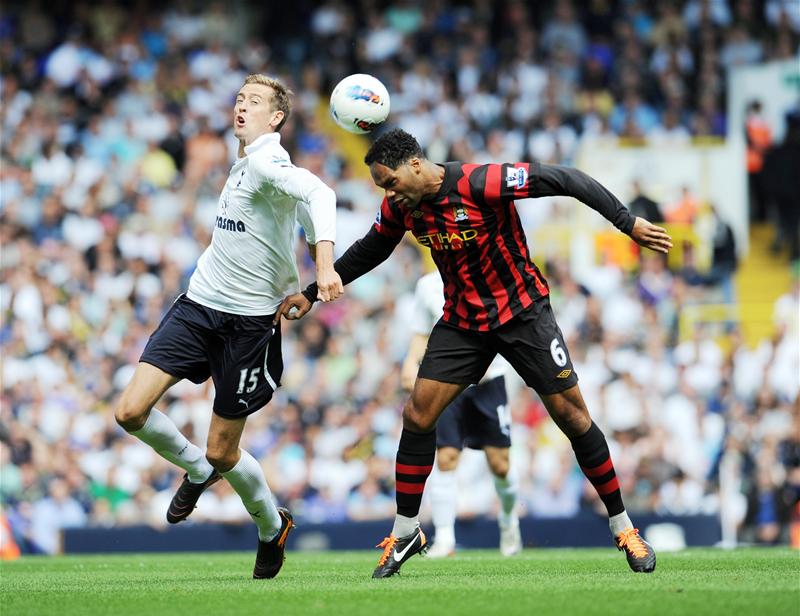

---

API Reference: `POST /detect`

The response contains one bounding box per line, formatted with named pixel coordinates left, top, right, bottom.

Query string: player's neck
left=238, top=129, right=277, bottom=157
left=420, top=160, right=445, bottom=200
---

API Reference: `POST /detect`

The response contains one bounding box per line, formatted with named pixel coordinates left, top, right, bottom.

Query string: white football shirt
left=187, top=132, right=336, bottom=315
left=410, top=271, right=508, bottom=379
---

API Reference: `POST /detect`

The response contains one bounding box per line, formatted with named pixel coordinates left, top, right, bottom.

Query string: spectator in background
left=763, top=110, right=800, bottom=262
left=664, top=185, right=699, bottom=224
left=29, top=478, right=87, bottom=554
left=745, top=100, right=773, bottom=221
left=627, top=180, right=663, bottom=222
left=706, top=205, right=738, bottom=302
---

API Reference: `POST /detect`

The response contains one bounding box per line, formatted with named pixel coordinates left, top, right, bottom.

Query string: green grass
left=2, top=548, right=798, bottom=616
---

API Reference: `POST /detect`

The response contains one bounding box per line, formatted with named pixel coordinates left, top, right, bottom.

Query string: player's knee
left=402, top=398, right=435, bottom=433
left=205, top=449, right=237, bottom=473
left=547, top=394, right=591, bottom=437
left=489, top=457, right=510, bottom=478
left=437, top=449, right=459, bottom=471
left=114, top=396, right=148, bottom=432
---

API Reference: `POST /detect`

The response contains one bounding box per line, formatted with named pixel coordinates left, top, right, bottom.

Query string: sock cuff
left=130, top=407, right=166, bottom=436
left=569, top=421, right=604, bottom=452
left=494, top=469, right=515, bottom=489
left=221, top=448, right=254, bottom=478
left=399, top=428, right=437, bottom=456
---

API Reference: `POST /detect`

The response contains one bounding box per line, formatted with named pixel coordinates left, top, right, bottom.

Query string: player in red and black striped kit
left=278, top=129, right=671, bottom=578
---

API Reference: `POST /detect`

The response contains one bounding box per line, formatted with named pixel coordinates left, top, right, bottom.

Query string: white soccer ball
left=329, top=74, right=390, bottom=134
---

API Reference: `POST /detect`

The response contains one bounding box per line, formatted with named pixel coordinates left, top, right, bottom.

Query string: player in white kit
left=401, top=272, right=522, bottom=557
left=114, top=74, right=343, bottom=579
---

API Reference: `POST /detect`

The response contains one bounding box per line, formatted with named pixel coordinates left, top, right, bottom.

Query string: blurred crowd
left=1, top=0, right=798, bottom=554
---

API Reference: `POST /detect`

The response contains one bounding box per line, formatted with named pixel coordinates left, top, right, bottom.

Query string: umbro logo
left=412, top=210, right=424, bottom=218
left=556, top=369, right=572, bottom=379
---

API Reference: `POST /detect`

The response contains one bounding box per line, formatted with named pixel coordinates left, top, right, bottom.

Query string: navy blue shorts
left=436, top=376, right=511, bottom=450
left=140, top=295, right=283, bottom=418
left=418, top=297, right=579, bottom=395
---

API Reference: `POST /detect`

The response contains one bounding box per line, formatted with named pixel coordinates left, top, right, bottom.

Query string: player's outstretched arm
left=531, top=163, right=636, bottom=234
left=300, top=226, right=401, bottom=307
left=630, top=217, right=672, bottom=254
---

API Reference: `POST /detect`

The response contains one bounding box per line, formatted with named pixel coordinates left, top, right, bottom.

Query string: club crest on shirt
left=221, top=189, right=230, bottom=215
left=453, top=205, right=469, bottom=222
left=506, top=166, right=527, bottom=189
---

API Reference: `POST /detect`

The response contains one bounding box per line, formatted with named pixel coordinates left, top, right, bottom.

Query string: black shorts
left=436, top=375, right=511, bottom=450
left=418, top=297, right=578, bottom=395
left=140, top=295, right=283, bottom=418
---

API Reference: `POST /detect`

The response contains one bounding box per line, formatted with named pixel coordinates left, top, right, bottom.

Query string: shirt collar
left=243, top=132, right=280, bottom=156
left=431, top=162, right=461, bottom=202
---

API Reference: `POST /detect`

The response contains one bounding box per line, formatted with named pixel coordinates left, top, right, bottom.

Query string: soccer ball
left=329, top=74, right=390, bottom=134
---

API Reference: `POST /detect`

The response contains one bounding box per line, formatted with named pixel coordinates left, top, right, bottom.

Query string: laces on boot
left=376, top=536, right=397, bottom=566
left=616, top=528, right=649, bottom=558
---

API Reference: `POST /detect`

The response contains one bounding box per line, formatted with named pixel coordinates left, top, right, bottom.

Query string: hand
left=274, top=293, right=313, bottom=324
left=630, top=217, right=673, bottom=254
left=316, top=267, right=344, bottom=302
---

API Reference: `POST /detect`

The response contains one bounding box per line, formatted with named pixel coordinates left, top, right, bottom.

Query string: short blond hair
left=242, top=74, right=292, bottom=131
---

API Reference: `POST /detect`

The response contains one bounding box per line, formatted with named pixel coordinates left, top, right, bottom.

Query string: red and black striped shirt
left=303, top=161, right=635, bottom=332
left=372, top=161, right=634, bottom=331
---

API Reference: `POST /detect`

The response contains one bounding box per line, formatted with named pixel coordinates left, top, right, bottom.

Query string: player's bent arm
left=292, top=181, right=340, bottom=301
left=401, top=333, right=428, bottom=391
left=301, top=227, right=401, bottom=304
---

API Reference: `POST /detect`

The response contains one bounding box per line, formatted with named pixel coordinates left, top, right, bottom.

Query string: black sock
left=395, top=428, right=436, bottom=518
left=570, top=421, right=625, bottom=517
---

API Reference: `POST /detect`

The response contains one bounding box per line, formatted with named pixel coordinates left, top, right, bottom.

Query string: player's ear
left=270, top=110, right=285, bottom=129
left=409, top=158, right=421, bottom=173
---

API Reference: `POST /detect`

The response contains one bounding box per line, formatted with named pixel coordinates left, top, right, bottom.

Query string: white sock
left=222, top=449, right=282, bottom=542
left=494, top=468, right=518, bottom=527
left=609, top=511, right=633, bottom=536
left=392, top=514, right=419, bottom=538
left=431, top=470, right=457, bottom=545
left=130, top=408, right=214, bottom=483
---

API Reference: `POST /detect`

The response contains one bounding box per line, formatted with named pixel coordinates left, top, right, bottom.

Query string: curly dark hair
left=364, top=128, right=423, bottom=169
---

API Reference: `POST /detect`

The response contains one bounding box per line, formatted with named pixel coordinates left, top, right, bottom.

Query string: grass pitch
left=2, top=548, right=797, bottom=616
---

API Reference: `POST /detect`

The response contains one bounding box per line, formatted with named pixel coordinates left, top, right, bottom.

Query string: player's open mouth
left=236, top=115, right=245, bottom=126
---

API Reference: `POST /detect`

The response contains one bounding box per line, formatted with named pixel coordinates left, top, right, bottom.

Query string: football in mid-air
left=329, top=74, right=390, bottom=134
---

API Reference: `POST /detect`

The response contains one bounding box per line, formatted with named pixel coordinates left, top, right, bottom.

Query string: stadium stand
left=1, top=0, right=797, bottom=554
